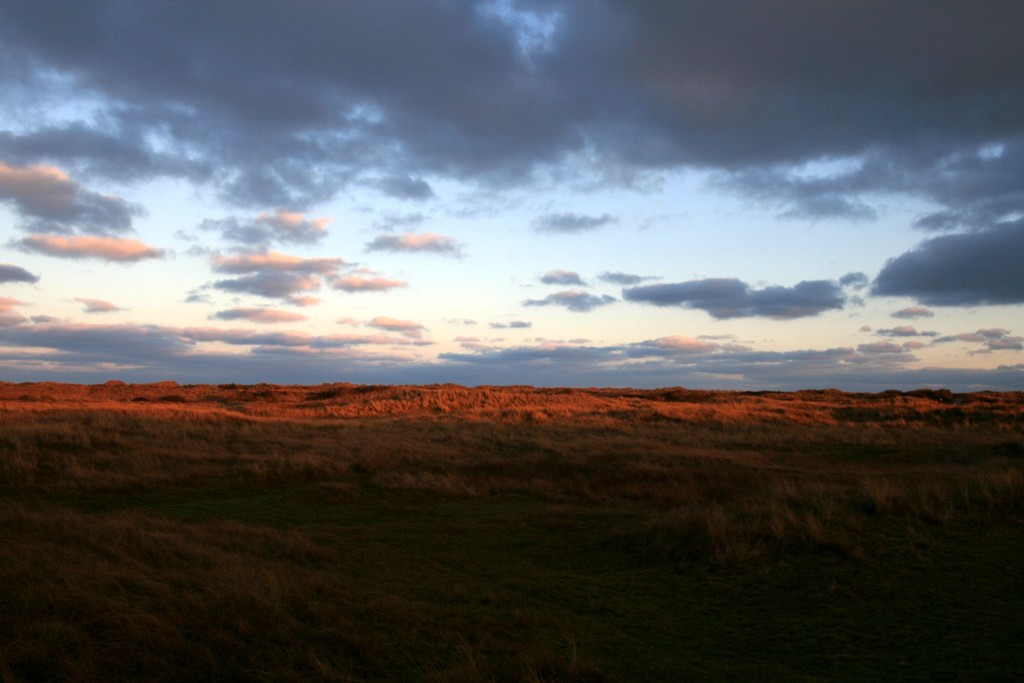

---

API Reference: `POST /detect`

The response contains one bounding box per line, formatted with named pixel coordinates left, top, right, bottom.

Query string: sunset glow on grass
left=1, top=382, right=1022, bottom=680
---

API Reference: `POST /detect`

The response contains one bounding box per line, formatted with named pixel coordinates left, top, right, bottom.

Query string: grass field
left=1, top=382, right=1022, bottom=681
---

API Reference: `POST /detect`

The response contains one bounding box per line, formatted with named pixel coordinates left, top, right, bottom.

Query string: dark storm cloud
left=533, top=213, right=617, bottom=234
left=0, top=0, right=1022, bottom=357
left=901, top=141, right=1024, bottom=232
left=0, top=263, right=39, bottom=284
left=523, top=290, right=616, bottom=312
left=0, top=162, right=142, bottom=235
left=0, top=123, right=208, bottom=183
left=561, top=3, right=1022, bottom=166
left=0, top=1, right=562, bottom=206
left=872, top=221, right=1024, bottom=305
left=623, top=278, right=846, bottom=320
left=1, top=1, right=1022, bottom=220
left=540, top=269, right=586, bottom=286
left=719, top=168, right=879, bottom=221
left=721, top=141, right=1024, bottom=234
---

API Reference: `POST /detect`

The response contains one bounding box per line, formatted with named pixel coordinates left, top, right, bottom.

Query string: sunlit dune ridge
left=2, top=380, right=1022, bottom=681
left=2, top=381, right=1022, bottom=424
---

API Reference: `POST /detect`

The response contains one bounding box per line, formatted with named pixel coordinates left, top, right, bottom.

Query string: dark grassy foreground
left=1, top=384, right=1023, bottom=681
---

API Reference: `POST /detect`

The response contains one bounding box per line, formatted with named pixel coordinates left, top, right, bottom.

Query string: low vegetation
left=1, top=382, right=1022, bottom=681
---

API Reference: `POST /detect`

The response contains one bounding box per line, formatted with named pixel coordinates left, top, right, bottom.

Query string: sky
left=1, top=1, right=1022, bottom=391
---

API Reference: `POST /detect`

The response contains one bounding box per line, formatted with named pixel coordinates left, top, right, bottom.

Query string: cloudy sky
left=1, top=1, right=1022, bottom=390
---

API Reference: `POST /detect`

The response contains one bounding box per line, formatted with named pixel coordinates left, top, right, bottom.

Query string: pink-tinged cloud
left=0, top=163, right=139, bottom=234
left=630, top=335, right=751, bottom=356
left=642, top=336, right=724, bottom=354
left=180, top=326, right=419, bottom=349
left=289, top=295, right=323, bottom=307
left=935, top=328, right=1023, bottom=352
left=265, top=210, right=330, bottom=236
left=455, top=337, right=493, bottom=350
left=211, top=307, right=308, bottom=324
left=540, top=269, right=587, bottom=286
left=857, top=341, right=905, bottom=354
left=0, top=297, right=29, bottom=324
left=875, top=325, right=938, bottom=338
left=18, top=235, right=163, bottom=262
left=211, top=250, right=345, bottom=274
left=935, top=329, right=1008, bottom=344
left=337, top=317, right=360, bottom=326
left=365, top=232, right=463, bottom=257
left=185, top=327, right=313, bottom=347
left=73, top=298, right=123, bottom=314
left=950, top=333, right=988, bottom=343
left=332, top=275, right=407, bottom=292
left=200, top=210, right=332, bottom=246
left=367, top=316, right=425, bottom=337
left=319, top=333, right=419, bottom=346
left=0, top=297, right=28, bottom=312
left=988, top=337, right=1024, bottom=351
left=891, top=306, right=934, bottom=319
left=660, top=335, right=722, bottom=350
left=0, top=162, right=69, bottom=192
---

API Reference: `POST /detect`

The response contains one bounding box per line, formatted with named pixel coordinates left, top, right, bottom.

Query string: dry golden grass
left=1, top=382, right=1022, bottom=680
left=3, top=381, right=1020, bottom=425
left=2, top=382, right=1020, bottom=573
